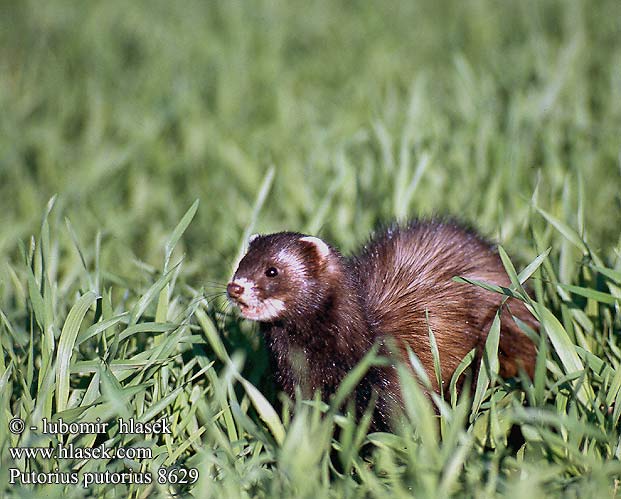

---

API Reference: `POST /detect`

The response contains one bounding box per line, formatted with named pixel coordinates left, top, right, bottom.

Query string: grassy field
left=1, top=0, right=621, bottom=497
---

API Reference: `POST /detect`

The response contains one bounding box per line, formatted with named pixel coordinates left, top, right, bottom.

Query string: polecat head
left=227, top=232, right=338, bottom=322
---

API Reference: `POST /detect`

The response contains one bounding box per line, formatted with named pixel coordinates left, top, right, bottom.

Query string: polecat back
left=353, top=220, right=537, bottom=390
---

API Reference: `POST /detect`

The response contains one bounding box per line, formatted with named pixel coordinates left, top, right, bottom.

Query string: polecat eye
left=265, top=267, right=278, bottom=277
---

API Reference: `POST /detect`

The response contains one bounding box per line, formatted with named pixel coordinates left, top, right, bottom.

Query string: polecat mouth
left=232, top=297, right=248, bottom=308
left=231, top=298, right=252, bottom=316
left=236, top=303, right=261, bottom=320
left=234, top=297, right=287, bottom=322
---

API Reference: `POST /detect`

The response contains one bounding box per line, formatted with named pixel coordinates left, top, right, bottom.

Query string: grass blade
left=535, top=206, right=588, bottom=254
left=56, top=290, right=98, bottom=413
left=164, top=199, right=199, bottom=272
left=560, top=284, right=620, bottom=305
left=471, top=312, right=501, bottom=419
left=518, top=248, right=551, bottom=284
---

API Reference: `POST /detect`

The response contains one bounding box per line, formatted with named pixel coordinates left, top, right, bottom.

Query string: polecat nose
left=227, top=282, right=244, bottom=299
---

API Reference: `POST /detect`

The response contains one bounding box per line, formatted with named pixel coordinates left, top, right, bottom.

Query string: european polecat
left=226, top=220, right=537, bottom=429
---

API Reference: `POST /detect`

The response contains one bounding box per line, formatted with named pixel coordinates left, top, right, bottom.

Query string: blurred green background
left=1, top=1, right=621, bottom=497
left=1, top=0, right=619, bottom=284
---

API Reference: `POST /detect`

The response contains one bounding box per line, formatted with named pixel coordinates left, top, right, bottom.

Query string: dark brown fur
left=228, top=220, right=537, bottom=429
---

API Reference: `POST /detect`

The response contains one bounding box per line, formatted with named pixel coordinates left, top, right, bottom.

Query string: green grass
left=1, top=0, right=621, bottom=497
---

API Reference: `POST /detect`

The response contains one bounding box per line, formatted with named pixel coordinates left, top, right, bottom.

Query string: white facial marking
left=235, top=277, right=255, bottom=289
left=277, top=247, right=304, bottom=274
left=243, top=298, right=286, bottom=321
left=229, top=277, right=286, bottom=321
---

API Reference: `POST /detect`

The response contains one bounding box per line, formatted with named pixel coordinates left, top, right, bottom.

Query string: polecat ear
left=248, top=233, right=260, bottom=245
left=299, top=236, right=331, bottom=261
